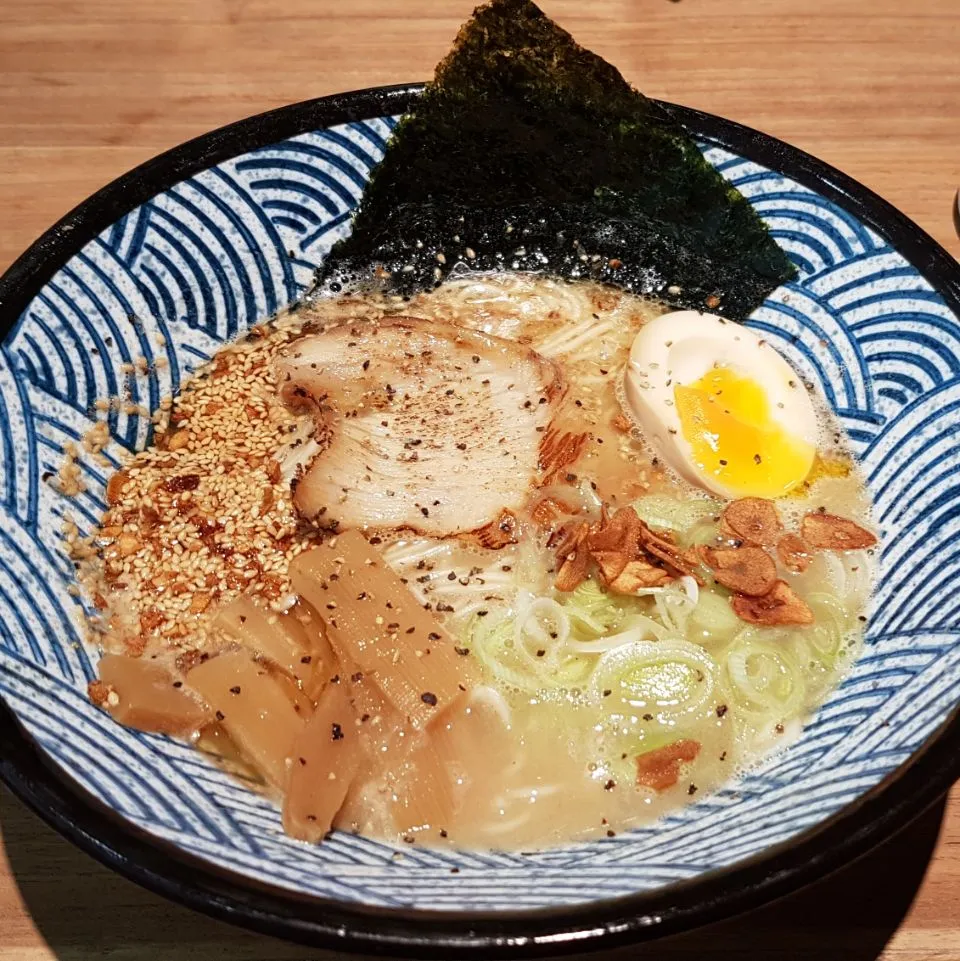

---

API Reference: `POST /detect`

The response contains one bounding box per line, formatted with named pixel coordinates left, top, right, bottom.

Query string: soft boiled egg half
left=624, top=311, right=818, bottom=499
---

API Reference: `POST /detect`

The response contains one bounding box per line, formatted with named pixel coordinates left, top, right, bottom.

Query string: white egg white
left=623, top=310, right=819, bottom=497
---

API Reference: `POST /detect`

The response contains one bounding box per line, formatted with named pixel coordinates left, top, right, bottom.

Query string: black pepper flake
left=602, top=689, right=612, bottom=697
left=642, top=713, right=654, bottom=721
left=362, top=359, right=370, bottom=371
left=720, top=751, right=727, bottom=761
left=536, top=649, right=546, bottom=657
left=454, top=646, right=471, bottom=656
left=406, top=626, right=416, bottom=634
left=456, top=442, right=467, bottom=450
left=306, top=815, right=317, bottom=822
left=215, top=711, right=225, bottom=721
left=403, top=835, right=415, bottom=844
left=351, top=671, right=364, bottom=683
left=300, top=655, right=312, bottom=664
left=439, top=829, right=448, bottom=838
left=331, top=722, right=344, bottom=741
left=330, top=674, right=340, bottom=684
left=428, top=631, right=441, bottom=640
left=447, top=572, right=457, bottom=581
left=688, top=784, right=698, bottom=796
left=716, top=704, right=728, bottom=717
left=604, top=780, right=616, bottom=791
left=299, top=757, right=307, bottom=766
left=229, top=686, right=241, bottom=695
left=753, top=453, right=762, bottom=464
left=420, top=507, right=430, bottom=517
left=421, top=691, right=438, bottom=706
left=775, top=723, right=785, bottom=734
left=606, top=829, right=616, bottom=838
left=719, top=459, right=728, bottom=466
left=451, top=867, right=460, bottom=874
left=172, top=681, right=183, bottom=689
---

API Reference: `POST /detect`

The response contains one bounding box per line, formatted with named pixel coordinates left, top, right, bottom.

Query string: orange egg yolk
left=673, top=367, right=815, bottom=497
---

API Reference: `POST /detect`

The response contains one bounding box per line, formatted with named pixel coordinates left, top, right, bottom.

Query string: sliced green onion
left=724, top=629, right=804, bottom=719
left=794, top=592, right=860, bottom=701
left=652, top=579, right=698, bottom=633
left=688, top=590, right=742, bottom=646
left=470, top=612, right=594, bottom=694
left=562, top=578, right=626, bottom=635
left=592, top=640, right=718, bottom=719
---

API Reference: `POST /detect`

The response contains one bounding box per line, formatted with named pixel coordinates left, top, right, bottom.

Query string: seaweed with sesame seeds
left=317, top=0, right=795, bottom=318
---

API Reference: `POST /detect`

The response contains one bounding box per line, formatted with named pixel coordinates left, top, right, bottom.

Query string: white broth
left=76, top=274, right=876, bottom=850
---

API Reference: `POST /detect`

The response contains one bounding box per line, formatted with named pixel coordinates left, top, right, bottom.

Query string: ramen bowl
left=0, top=86, right=958, bottom=957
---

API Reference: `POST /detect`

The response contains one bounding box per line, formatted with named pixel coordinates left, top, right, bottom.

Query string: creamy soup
left=76, top=274, right=876, bottom=850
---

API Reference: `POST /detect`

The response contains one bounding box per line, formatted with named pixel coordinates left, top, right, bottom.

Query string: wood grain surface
left=0, top=0, right=958, bottom=958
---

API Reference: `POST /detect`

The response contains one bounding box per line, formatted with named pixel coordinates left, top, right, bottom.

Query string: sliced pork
left=277, top=316, right=571, bottom=537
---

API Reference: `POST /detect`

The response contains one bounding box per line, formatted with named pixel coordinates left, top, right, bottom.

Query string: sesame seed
left=75, top=318, right=311, bottom=650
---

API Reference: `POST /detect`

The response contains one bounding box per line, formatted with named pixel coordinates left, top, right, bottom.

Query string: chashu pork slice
left=277, top=316, right=567, bottom=536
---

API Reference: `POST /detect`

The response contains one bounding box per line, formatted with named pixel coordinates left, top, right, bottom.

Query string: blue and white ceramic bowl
left=0, top=86, right=958, bottom=956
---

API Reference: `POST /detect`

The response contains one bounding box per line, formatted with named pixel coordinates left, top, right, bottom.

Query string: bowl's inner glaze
left=1, top=114, right=958, bottom=910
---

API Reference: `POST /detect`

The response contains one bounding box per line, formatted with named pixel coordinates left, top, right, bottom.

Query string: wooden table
left=0, top=0, right=957, bottom=957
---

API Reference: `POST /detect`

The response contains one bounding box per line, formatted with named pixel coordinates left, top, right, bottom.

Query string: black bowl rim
left=0, top=83, right=958, bottom=958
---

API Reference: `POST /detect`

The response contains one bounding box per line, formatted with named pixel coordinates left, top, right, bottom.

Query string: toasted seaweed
left=318, top=0, right=796, bottom=318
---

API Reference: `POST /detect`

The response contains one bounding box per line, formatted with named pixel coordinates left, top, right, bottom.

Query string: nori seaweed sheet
left=318, top=0, right=796, bottom=318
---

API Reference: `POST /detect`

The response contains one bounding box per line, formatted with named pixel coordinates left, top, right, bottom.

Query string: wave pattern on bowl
left=0, top=119, right=958, bottom=910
